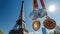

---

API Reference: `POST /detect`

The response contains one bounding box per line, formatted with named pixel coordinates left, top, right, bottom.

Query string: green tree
left=49, top=32, right=54, bottom=34
left=54, top=25, right=60, bottom=34
left=0, top=29, right=4, bottom=34
left=49, top=25, right=60, bottom=34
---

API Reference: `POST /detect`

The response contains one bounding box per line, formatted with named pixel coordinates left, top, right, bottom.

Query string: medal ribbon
left=33, top=0, right=38, bottom=9
left=40, top=0, right=48, bottom=16
left=40, top=0, right=46, bottom=9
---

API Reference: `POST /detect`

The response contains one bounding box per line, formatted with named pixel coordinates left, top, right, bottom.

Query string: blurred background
left=0, top=0, right=60, bottom=34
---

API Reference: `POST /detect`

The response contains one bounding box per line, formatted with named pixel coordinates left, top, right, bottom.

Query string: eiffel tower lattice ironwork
left=9, top=0, right=28, bottom=34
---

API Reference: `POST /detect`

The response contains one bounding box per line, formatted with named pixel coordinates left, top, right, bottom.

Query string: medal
left=32, top=19, right=40, bottom=31
left=41, top=0, right=56, bottom=29
left=43, top=16, right=56, bottom=29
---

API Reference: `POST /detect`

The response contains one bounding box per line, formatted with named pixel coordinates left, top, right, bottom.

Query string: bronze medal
left=32, top=20, right=40, bottom=31
left=43, top=16, right=56, bottom=29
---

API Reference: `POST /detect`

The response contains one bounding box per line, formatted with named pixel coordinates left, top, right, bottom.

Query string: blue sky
left=0, top=0, right=60, bottom=34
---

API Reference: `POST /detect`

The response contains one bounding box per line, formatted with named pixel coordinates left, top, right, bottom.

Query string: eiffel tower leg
left=17, top=27, right=23, bottom=34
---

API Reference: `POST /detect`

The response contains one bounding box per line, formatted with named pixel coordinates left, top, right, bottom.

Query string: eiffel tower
left=9, top=0, right=28, bottom=34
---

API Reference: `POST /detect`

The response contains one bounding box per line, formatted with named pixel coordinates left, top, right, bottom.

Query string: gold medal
left=43, top=16, right=56, bottom=29
left=32, top=20, right=40, bottom=31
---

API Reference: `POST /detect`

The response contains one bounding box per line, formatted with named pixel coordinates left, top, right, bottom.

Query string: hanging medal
left=32, top=19, right=40, bottom=31
left=43, top=16, right=56, bottom=29
left=39, top=0, right=47, bottom=18
left=30, top=0, right=39, bottom=20
left=40, top=0, right=56, bottom=29
left=30, top=0, right=41, bottom=31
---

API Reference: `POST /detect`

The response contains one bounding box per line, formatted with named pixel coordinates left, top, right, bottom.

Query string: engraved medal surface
left=43, top=16, right=56, bottom=29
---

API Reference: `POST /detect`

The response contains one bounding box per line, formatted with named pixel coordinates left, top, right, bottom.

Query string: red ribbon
left=33, top=0, right=38, bottom=9
left=40, top=0, right=46, bottom=9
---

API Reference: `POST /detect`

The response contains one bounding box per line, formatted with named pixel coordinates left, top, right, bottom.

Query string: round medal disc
left=32, top=20, right=40, bottom=31
left=43, top=16, right=56, bottom=29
